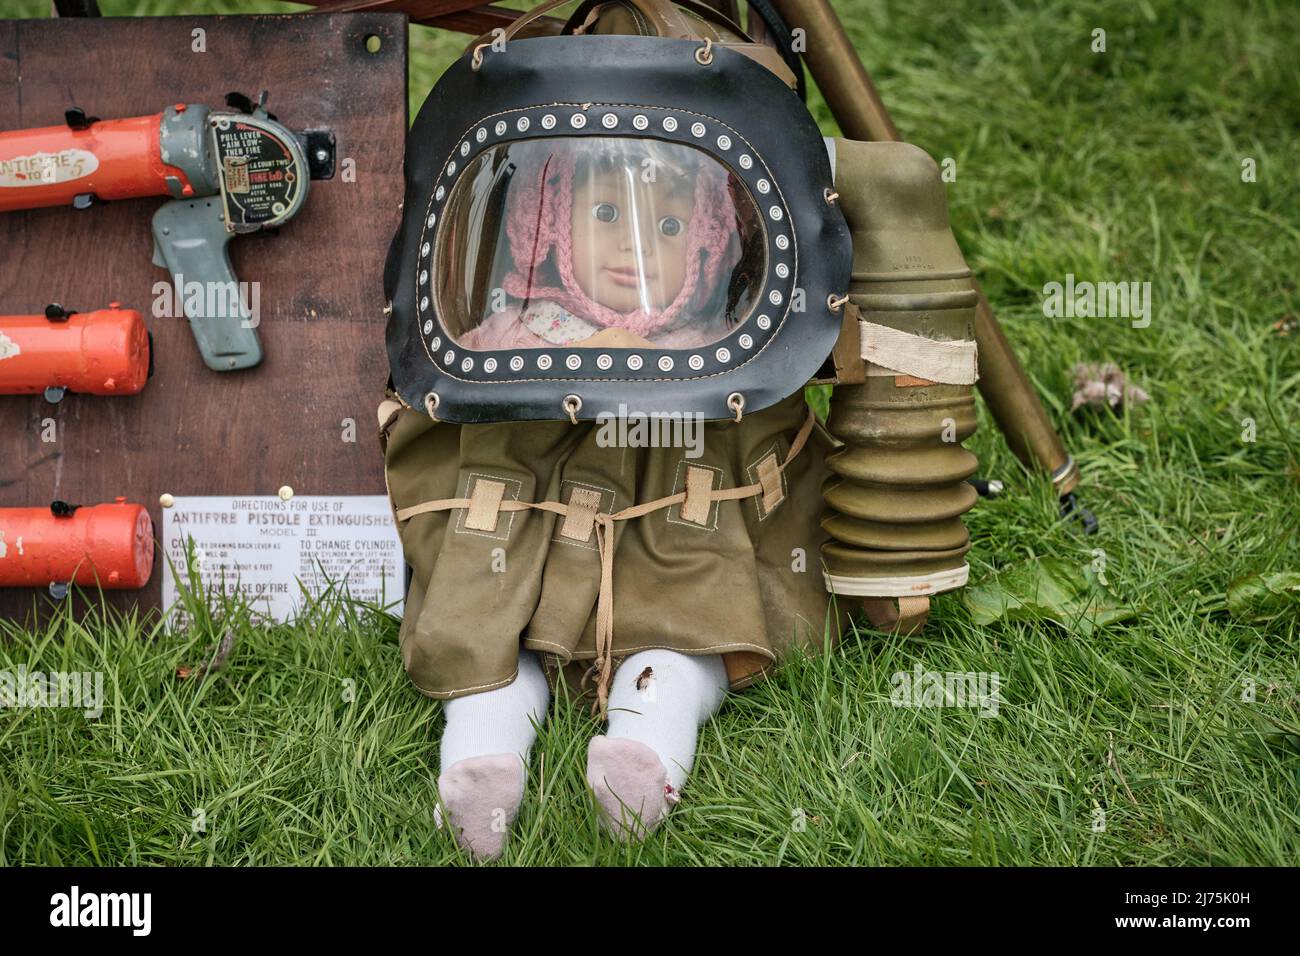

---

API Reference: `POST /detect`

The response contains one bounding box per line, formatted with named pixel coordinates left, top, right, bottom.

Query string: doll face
left=570, top=164, right=695, bottom=316
left=432, top=138, right=765, bottom=351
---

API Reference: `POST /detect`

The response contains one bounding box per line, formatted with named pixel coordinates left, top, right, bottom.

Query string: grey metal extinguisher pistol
left=149, top=92, right=331, bottom=371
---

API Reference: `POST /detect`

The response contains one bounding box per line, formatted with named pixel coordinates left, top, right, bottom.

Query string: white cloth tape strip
left=823, top=564, right=970, bottom=597
left=859, top=319, right=979, bottom=385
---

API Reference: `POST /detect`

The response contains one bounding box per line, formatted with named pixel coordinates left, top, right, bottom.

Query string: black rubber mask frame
left=386, top=34, right=851, bottom=423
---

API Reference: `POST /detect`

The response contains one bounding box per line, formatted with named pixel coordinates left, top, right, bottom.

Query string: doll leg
left=435, top=647, right=550, bottom=862
left=586, top=648, right=729, bottom=842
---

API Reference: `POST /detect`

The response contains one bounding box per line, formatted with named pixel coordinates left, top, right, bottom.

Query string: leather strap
left=564, top=0, right=749, bottom=40
left=490, top=0, right=751, bottom=49
left=493, top=0, right=580, bottom=45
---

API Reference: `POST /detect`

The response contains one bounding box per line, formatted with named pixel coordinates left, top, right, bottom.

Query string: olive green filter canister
left=820, top=138, right=980, bottom=598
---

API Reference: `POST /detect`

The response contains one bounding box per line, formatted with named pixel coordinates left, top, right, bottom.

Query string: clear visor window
left=435, top=137, right=766, bottom=352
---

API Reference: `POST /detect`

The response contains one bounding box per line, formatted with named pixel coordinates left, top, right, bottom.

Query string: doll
left=425, top=137, right=780, bottom=859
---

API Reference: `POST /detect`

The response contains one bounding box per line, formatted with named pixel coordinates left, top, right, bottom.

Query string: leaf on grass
left=175, top=629, right=237, bottom=681
left=1226, top=571, right=1300, bottom=623
left=963, top=557, right=1136, bottom=636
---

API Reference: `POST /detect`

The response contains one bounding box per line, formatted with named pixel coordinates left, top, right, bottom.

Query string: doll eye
left=658, top=216, right=683, bottom=237
left=592, top=202, right=619, bottom=223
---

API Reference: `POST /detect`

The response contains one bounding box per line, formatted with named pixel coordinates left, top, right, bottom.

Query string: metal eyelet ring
left=827, top=293, right=850, bottom=313
left=824, top=188, right=840, bottom=204
left=727, top=392, right=745, bottom=423
left=563, top=394, right=582, bottom=425
left=470, top=43, right=490, bottom=71
left=695, top=38, right=713, bottom=65
left=424, top=391, right=440, bottom=418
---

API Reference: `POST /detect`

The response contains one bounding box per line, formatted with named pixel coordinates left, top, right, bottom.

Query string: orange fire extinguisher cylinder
left=0, top=500, right=154, bottom=589
left=0, top=306, right=150, bottom=396
left=0, top=113, right=188, bottom=212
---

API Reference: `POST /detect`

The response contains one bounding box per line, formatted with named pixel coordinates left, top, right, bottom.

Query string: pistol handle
left=151, top=197, right=263, bottom=372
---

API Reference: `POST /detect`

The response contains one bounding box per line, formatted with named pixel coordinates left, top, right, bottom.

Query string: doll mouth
left=603, top=266, right=653, bottom=287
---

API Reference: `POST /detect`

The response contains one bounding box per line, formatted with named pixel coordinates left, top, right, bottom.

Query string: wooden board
left=0, top=12, right=408, bottom=625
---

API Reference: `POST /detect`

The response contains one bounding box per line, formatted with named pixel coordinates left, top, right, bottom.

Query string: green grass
left=2, top=0, right=1298, bottom=865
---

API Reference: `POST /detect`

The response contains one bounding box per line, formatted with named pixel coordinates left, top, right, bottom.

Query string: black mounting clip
left=300, top=130, right=337, bottom=181
left=225, top=90, right=334, bottom=180
left=44, top=305, right=75, bottom=400
left=225, top=90, right=255, bottom=114
left=225, top=89, right=275, bottom=122
left=64, top=106, right=100, bottom=130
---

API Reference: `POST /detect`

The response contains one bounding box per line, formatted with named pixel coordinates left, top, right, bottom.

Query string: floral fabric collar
left=521, top=300, right=601, bottom=345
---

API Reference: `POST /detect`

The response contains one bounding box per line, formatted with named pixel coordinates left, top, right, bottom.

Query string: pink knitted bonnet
left=500, top=140, right=740, bottom=338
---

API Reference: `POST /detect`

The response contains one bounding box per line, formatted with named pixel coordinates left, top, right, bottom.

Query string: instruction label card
left=161, top=495, right=404, bottom=621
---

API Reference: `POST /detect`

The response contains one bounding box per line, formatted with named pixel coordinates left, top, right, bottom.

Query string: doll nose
left=619, top=224, right=656, bottom=256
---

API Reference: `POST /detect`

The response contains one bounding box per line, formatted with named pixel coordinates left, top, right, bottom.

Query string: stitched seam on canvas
left=410, top=669, right=519, bottom=697
left=529, top=639, right=773, bottom=659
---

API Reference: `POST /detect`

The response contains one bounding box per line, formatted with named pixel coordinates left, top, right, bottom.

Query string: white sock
left=439, top=647, right=551, bottom=772
left=604, top=649, right=729, bottom=791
